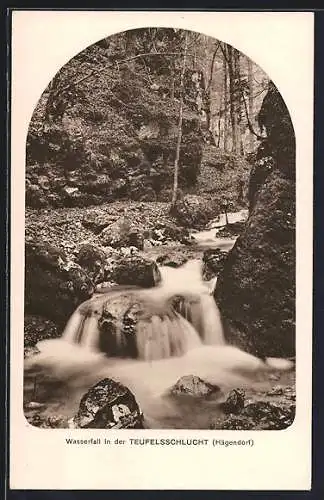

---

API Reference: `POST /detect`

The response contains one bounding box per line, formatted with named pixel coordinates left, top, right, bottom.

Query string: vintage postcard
left=9, top=10, right=313, bottom=490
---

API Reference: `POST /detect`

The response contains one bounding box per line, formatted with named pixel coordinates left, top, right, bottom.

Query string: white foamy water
left=191, top=230, right=236, bottom=251
left=60, top=258, right=225, bottom=359
left=24, top=252, right=293, bottom=428
left=24, top=339, right=274, bottom=427
left=206, top=209, right=249, bottom=229
left=158, top=259, right=208, bottom=294
left=159, top=260, right=224, bottom=345
left=191, top=209, right=248, bottom=249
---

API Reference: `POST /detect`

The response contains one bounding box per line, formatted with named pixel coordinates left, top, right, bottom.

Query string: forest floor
left=26, top=201, right=198, bottom=258
left=24, top=201, right=295, bottom=430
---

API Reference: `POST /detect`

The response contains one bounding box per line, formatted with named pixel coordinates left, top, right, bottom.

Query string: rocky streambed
left=24, top=201, right=295, bottom=430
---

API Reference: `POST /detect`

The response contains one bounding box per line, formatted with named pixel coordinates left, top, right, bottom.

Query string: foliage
left=26, top=28, right=272, bottom=209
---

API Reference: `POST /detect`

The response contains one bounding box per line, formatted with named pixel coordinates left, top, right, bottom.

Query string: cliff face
left=215, top=83, right=296, bottom=358
left=26, top=41, right=204, bottom=209
left=25, top=31, right=256, bottom=212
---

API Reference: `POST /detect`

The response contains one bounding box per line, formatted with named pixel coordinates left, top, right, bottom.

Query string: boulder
left=104, top=254, right=161, bottom=289
left=78, top=245, right=162, bottom=290
left=215, top=84, right=295, bottom=359
left=216, top=220, right=246, bottom=239
left=24, top=412, right=69, bottom=429
left=70, top=378, right=144, bottom=429
left=170, top=375, right=221, bottom=398
left=220, top=388, right=245, bottom=415
left=76, top=243, right=107, bottom=284
left=267, top=385, right=284, bottom=396
left=100, top=217, right=144, bottom=250
left=211, top=386, right=295, bottom=430
left=171, top=194, right=217, bottom=229
left=215, top=170, right=295, bottom=358
left=81, top=212, right=118, bottom=234
left=97, top=293, right=141, bottom=357
left=210, top=414, right=254, bottom=431
left=211, top=400, right=295, bottom=430
left=78, top=286, right=176, bottom=358
left=24, top=314, right=59, bottom=348
left=153, top=221, right=191, bottom=244
left=156, top=253, right=188, bottom=268
left=25, top=240, right=94, bottom=326
left=202, top=248, right=228, bottom=280
left=242, top=400, right=295, bottom=429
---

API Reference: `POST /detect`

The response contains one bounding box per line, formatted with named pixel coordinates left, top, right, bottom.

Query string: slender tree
left=223, top=45, right=229, bottom=152
left=171, top=32, right=188, bottom=209
left=204, top=42, right=220, bottom=144
left=228, top=46, right=241, bottom=155
left=247, top=58, right=255, bottom=151
left=233, top=49, right=244, bottom=155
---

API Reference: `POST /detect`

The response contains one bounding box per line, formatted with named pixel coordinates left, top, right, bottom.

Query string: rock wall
left=215, top=83, right=296, bottom=358
left=24, top=238, right=161, bottom=336
left=25, top=240, right=94, bottom=327
left=26, top=60, right=203, bottom=209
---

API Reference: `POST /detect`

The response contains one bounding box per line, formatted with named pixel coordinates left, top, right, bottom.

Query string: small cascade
left=59, top=258, right=225, bottom=360
left=80, top=313, right=101, bottom=351
left=135, top=312, right=202, bottom=361
left=63, top=309, right=86, bottom=344
left=159, top=259, right=225, bottom=346
left=24, top=210, right=294, bottom=429
left=199, top=294, right=224, bottom=345
left=24, top=256, right=294, bottom=429
left=62, top=293, right=110, bottom=346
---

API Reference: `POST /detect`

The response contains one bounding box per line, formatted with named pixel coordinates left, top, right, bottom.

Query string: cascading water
left=24, top=257, right=293, bottom=428
left=158, top=259, right=225, bottom=346
left=60, top=259, right=224, bottom=361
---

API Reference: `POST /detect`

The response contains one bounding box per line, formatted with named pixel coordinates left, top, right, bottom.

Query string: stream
left=23, top=210, right=294, bottom=429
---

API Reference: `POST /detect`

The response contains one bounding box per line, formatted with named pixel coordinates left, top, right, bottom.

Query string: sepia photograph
left=21, top=26, right=297, bottom=432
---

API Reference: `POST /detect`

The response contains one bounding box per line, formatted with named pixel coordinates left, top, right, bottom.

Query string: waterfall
left=59, top=258, right=225, bottom=361
left=24, top=257, right=294, bottom=428
left=200, top=294, right=224, bottom=345
left=158, top=259, right=225, bottom=346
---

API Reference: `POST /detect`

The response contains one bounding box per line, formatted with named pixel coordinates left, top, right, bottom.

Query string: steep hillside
left=27, top=36, right=203, bottom=208
left=25, top=29, right=261, bottom=212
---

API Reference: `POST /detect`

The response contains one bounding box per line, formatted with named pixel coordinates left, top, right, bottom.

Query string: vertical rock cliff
left=215, top=82, right=296, bottom=358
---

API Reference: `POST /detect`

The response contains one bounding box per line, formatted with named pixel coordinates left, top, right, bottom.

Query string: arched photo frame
left=9, top=10, right=313, bottom=491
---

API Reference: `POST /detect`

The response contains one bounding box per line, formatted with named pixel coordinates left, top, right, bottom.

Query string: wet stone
left=220, top=388, right=246, bottom=415
left=170, top=375, right=221, bottom=398
left=71, top=378, right=144, bottom=429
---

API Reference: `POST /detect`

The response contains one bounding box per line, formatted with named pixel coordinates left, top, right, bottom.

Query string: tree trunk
left=234, top=50, right=244, bottom=155
left=227, top=45, right=241, bottom=154
left=171, top=33, right=188, bottom=208
left=223, top=46, right=229, bottom=152
left=227, top=46, right=240, bottom=155
left=217, top=101, right=222, bottom=148
left=170, top=61, right=175, bottom=100
left=206, top=43, right=219, bottom=140
left=247, top=58, right=255, bottom=151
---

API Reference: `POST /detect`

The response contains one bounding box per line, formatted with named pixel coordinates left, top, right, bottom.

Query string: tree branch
left=171, top=34, right=188, bottom=208
left=51, top=51, right=196, bottom=95
left=206, top=41, right=221, bottom=92
left=240, top=88, right=266, bottom=139
left=219, top=42, right=229, bottom=65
